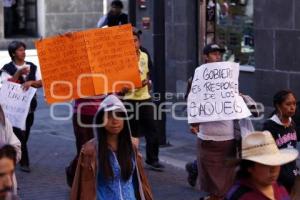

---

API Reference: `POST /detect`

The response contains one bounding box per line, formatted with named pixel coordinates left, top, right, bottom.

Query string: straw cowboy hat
left=242, top=131, right=298, bottom=166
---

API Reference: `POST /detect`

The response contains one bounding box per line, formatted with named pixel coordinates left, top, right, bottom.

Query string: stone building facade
left=0, top=0, right=104, bottom=49
left=252, top=0, right=300, bottom=107
left=136, top=0, right=300, bottom=110
left=1, top=0, right=299, bottom=109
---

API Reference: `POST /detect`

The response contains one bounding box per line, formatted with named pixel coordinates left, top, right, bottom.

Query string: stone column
left=0, top=0, right=3, bottom=38
left=44, top=0, right=103, bottom=36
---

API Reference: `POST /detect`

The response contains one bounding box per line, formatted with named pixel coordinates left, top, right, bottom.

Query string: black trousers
left=72, top=113, right=95, bottom=155
left=124, top=99, right=160, bottom=163
left=14, top=112, right=34, bottom=167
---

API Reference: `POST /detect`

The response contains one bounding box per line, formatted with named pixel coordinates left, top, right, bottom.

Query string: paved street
left=16, top=127, right=200, bottom=200
left=15, top=90, right=201, bottom=200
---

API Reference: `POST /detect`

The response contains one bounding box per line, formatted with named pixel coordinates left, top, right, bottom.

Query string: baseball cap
left=99, top=95, right=126, bottom=113
left=203, top=43, right=225, bottom=55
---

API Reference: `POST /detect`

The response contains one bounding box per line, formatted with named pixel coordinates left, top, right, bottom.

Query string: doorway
left=4, top=0, right=38, bottom=38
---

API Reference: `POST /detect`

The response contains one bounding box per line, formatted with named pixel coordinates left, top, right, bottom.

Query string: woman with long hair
left=263, top=90, right=298, bottom=193
left=71, top=95, right=152, bottom=200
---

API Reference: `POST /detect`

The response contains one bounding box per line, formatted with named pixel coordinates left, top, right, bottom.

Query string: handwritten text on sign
left=187, top=62, right=251, bottom=123
left=35, top=24, right=141, bottom=104
left=0, top=81, right=37, bottom=130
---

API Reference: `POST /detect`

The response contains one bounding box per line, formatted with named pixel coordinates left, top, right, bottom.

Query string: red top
left=226, top=180, right=290, bottom=200
left=73, top=95, right=106, bottom=116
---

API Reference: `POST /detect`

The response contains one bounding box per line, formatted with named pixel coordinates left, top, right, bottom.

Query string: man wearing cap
left=185, top=43, right=226, bottom=188
left=225, top=131, right=298, bottom=199
left=202, top=43, right=225, bottom=61
left=185, top=44, right=225, bottom=99
left=186, top=43, right=236, bottom=200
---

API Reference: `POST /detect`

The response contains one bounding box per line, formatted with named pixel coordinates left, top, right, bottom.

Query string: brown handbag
left=136, top=151, right=154, bottom=200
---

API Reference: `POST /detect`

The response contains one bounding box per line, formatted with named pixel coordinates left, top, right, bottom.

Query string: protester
left=122, top=29, right=164, bottom=170
left=71, top=95, right=152, bottom=200
left=133, top=27, right=154, bottom=83
left=1, top=41, right=42, bottom=173
left=185, top=44, right=226, bottom=188
left=188, top=43, right=239, bottom=200
left=0, top=144, right=19, bottom=200
left=225, top=131, right=298, bottom=200
left=0, top=105, right=21, bottom=165
left=263, top=90, right=299, bottom=193
left=186, top=44, right=234, bottom=196
left=97, top=0, right=128, bottom=27
left=0, top=105, right=21, bottom=195
left=65, top=95, right=106, bottom=187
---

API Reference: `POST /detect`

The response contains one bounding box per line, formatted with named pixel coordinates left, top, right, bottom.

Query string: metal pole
left=153, top=0, right=167, bottom=146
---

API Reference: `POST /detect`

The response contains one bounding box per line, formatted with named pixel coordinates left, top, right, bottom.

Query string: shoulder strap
left=2, top=62, right=17, bottom=76
left=25, top=61, right=37, bottom=81
left=225, top=185, right=252, bottom=200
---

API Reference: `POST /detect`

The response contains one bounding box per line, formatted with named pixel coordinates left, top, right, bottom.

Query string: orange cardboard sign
left=35, top=24, right=141, bottom=104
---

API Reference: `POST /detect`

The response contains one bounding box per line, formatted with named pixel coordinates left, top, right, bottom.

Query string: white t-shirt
left=1, top=62, right=42, bottom=86
left=197, top=120, right=234, bottom=141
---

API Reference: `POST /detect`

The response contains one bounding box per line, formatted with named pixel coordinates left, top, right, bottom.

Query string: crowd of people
left=184, top=43, right=300, bottom=200
left=0, top=0, right=298, bottom=200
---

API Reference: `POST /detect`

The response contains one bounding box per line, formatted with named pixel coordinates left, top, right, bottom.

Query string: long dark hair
left=235, top=160, right=255, bottom=180
left=271, top=89, right=296, bottom=116
left=95, top=109, right=133, bottom=181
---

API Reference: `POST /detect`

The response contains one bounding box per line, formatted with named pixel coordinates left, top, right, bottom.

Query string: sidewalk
left=15, top=131, right=73, bottom=200
left=15, top=91, right=74, bottom=199
left=14, top=92, right=198, bottom=199
left=140, top=113, right=197, bottom=170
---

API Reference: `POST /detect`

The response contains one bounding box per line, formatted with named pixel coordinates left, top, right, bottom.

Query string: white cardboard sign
left=0, top=81, right=37, bottom=130
left=187, top=61, right=251, bottom=123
